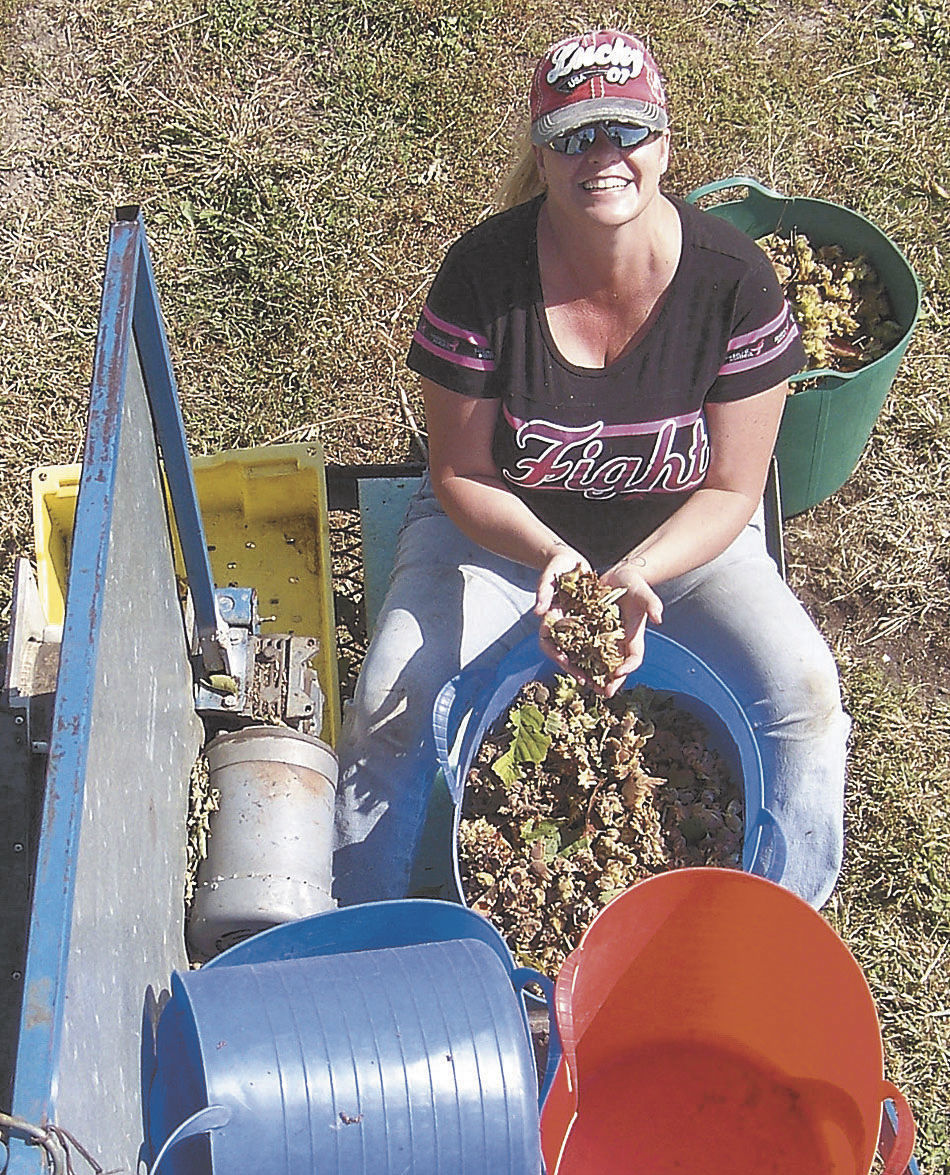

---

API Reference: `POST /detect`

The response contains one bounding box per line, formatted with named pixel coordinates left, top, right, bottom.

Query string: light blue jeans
left=332, top=475, right=849, bottom=909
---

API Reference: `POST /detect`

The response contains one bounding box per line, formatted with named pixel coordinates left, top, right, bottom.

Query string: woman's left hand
left=597, top=560, right=664, bottom=697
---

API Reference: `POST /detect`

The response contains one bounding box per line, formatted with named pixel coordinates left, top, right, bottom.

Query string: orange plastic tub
left=540, top=869, right=915, bottom=1175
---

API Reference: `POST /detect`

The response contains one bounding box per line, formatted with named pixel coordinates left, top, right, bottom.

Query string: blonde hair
left=493, top=125, right=546, bottom=212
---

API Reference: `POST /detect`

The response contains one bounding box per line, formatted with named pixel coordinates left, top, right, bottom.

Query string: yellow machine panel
left=32, top=442, right=340, bottom=743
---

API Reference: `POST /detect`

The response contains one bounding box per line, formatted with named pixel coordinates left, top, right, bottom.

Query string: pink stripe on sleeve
left=421, top=304, right=491, bottom=350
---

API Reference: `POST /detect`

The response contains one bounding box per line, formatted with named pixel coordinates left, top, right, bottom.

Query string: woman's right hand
left=534, top=543, right=591, bottom=614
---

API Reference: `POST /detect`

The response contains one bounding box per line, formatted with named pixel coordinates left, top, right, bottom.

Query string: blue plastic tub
left=145, top=900, right=559, bottom=1175
left=432, top=630, right=785, bottom=902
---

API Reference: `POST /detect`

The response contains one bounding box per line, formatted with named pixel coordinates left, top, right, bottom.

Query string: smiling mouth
left=581, top=177, right=631, bottom=192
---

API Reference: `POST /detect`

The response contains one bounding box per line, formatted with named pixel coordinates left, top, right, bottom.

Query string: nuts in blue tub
left=458, top=677, right=743, bottom=975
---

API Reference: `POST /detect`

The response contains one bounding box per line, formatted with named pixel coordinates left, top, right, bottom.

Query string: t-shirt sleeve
left=706, top=254, right=807, bottom=403
left=405, top=239, right=498, bottom=399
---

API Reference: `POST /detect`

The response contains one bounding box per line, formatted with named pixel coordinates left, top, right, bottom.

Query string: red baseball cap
left=530, top=30, right=668, bottom=146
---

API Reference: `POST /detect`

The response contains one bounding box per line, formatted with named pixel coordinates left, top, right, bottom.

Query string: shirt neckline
left=531, top=194, right=690, bottom=378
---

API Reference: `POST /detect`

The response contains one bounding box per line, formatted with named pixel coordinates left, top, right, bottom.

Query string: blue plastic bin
left=432, top=630, right=784, bottom=900
left=145, top=900, right=558, bottom=1175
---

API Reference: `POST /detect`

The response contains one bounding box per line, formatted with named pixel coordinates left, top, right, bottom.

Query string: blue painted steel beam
left=131, top=215, right=233, bottom=676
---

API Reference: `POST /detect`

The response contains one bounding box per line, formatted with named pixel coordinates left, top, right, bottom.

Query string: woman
left=333, top=29, right=848, bottom=910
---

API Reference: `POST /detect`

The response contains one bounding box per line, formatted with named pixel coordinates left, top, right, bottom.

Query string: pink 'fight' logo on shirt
left=502, top=412, right=710, bottom=499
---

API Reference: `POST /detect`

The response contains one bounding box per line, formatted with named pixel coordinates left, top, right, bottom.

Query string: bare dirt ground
left=788, top=478, right=950, bottom=698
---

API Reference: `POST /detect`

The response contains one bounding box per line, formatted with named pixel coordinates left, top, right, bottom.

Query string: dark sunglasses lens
left=605, top=123, right=653, bottom=148
left=548, top=123, right=655, bottom=154
left=549, top=125, right=598, bottom=154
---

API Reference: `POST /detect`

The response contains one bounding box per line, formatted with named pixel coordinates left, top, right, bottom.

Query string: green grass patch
left=0, top=0, right=949, bottom=1167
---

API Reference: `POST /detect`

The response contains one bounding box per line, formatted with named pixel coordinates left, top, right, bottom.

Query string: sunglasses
left=547, top=122, right=661, bottom=156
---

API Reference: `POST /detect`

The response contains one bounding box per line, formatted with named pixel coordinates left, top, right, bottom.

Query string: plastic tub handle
left=879, top=1082, right=917, bottom=1175
left=747, top=807, right=788, bottom=882
left=684, top=175, right=784, bottom=205
left=511, top=967, right=563, bottom=1108
left=433, top=666, right=495, bottom=802
left=148, top=1104, right=231, bottom=1175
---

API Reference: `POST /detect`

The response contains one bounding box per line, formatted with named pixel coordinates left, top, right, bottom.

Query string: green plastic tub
left=685, top=177, right=922, bottom=517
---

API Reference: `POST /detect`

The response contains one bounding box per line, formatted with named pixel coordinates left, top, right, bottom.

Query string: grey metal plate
left=357, top=475, right=420, bottom=636
left=9, top=333, right=202, bottom=1171
left=52, top=342, right=201, bottom=1170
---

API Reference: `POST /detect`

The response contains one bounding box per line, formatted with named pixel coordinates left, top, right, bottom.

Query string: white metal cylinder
left=187, top=725, right=338, bottom=962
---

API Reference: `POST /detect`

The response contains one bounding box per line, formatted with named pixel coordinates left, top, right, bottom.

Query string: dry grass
left=1, top=0, right=948, bottom=1167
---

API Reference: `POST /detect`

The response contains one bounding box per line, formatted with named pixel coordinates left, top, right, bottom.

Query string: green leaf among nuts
left=759, top=232, right=903, bottom=374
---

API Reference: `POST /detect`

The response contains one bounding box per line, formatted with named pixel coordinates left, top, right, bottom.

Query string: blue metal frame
left=129, top=213, right=233, bottom=677
left=5, top=208, right=218, bottom=1168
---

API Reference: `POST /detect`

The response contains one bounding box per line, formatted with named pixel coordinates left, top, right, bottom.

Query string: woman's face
left=535, top=125, right=671, bottom=229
